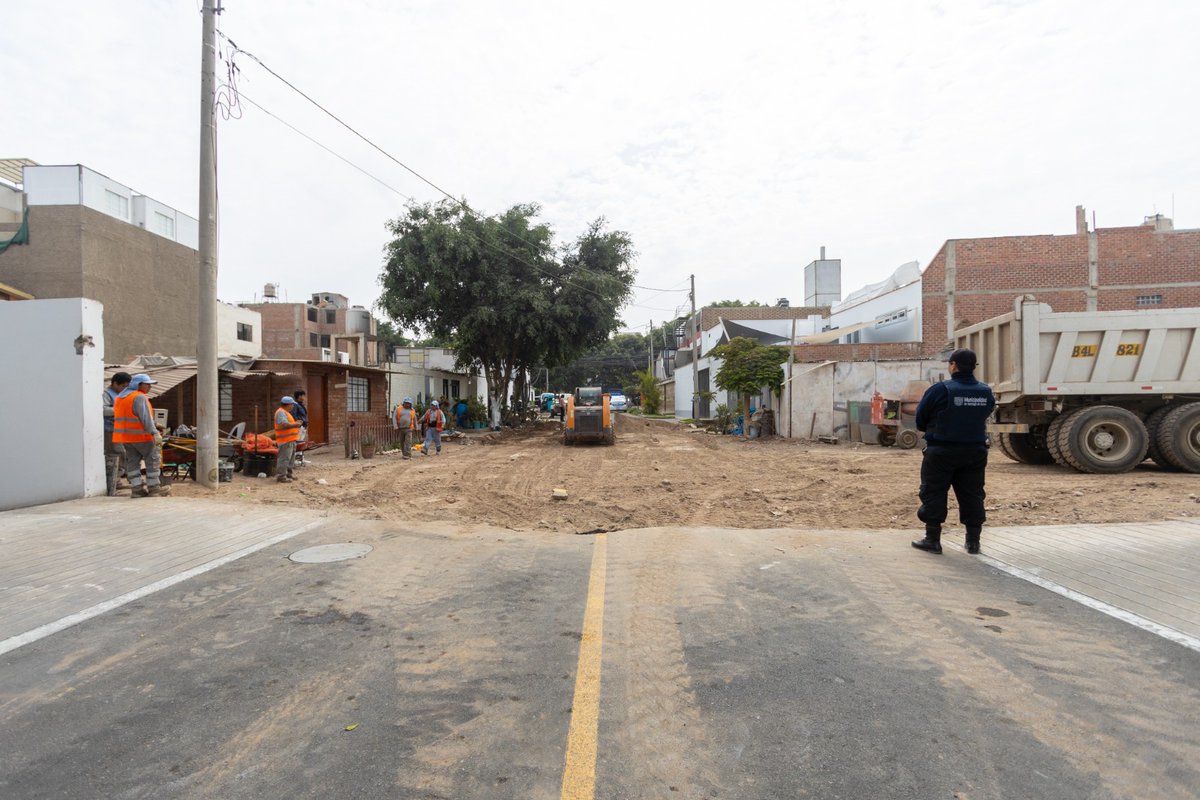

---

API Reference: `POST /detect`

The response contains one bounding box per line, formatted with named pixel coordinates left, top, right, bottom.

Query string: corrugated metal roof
left=103, top=365, right=195, bottom=399
left=102, top=365, right=285, bottom=398
left=0, top=158, right=36, bottom=187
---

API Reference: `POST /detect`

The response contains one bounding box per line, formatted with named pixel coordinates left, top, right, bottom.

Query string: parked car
left=609, top=393, right=628, bottom=411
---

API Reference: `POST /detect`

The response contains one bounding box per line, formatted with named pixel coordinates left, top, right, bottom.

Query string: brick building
left=0, top=162, right=201, bottom=362
left=796, top=207, right=1200, bottom=363
left=242, top=291, right=385, bottom=366
left=109, top=358, right=388, bottom=448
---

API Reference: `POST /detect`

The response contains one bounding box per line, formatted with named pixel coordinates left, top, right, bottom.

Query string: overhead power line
left=217, top=30, right=681, bottom=309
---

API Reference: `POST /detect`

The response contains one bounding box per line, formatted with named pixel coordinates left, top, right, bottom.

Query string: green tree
left=378, top=201, right=634, bottom=427
left=635, top=369, right=662, bottom=414
left=709, top=336, right=789, bottom=437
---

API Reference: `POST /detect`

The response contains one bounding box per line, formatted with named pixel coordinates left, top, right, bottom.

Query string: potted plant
left=360, top=432, right=377, bottom=459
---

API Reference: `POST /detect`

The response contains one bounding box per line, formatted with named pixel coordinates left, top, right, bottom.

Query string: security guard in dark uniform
left=912, top=348, right=995, bottom=555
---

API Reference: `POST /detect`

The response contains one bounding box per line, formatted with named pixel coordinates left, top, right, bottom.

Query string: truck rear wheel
left=998, top=432, right=1055, bottom=465
left=1145, top=405, right=1182, bottom=471
left=896, top=428, right=920, bottom=449
left=1055, top=405, right=1149, bottom=474
left=995, top=433, right=1018, bottom=462
left=1045, top=411, right=1077, bottom=466
left=1155, top=402, right=1200, bottom=473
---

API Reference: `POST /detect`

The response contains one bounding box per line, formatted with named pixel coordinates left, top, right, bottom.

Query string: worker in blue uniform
left=912, top=348, right=996, bottom=555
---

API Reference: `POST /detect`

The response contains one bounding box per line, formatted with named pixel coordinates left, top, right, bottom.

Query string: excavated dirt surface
left=177, top=416, right=1200, bottom=533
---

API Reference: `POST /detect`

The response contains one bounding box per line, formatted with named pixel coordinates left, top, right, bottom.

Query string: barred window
left=219, top=378, right=233, bottom=422
left=347, top=376, right=369, bottom=412
left=1135, top=294, right=1162, bottom=306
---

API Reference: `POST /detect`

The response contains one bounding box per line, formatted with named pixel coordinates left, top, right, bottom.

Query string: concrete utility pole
left=648, top=319, right=654, bottom=373
left=690, top=274, right=700, bottom=420
left=196, top=0, right=220, bottom=488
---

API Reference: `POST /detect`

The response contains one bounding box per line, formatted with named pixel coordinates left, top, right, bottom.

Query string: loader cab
left=574, top=386, right=603, bottom=407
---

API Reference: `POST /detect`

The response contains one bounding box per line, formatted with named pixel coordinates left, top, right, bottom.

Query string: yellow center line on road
left=560, top=532, right=608, bottom=800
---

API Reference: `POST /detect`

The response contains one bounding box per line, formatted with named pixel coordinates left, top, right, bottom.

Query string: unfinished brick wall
left=793, top=341, right=925, bottom=363
left=920, top=216, right=1200, bottom=356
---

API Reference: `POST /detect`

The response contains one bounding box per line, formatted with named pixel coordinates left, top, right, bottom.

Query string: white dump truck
left=954, top=296, right=1200, bottom=474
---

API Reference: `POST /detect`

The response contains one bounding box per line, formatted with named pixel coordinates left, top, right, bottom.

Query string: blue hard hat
left=281, top=395, right=295, bottom=404
left=129, top=373, right=157, bottom=387
left=403, top=396, right=413, bottom=404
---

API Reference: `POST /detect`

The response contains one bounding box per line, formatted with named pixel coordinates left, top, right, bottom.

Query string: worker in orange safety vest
left=394, top=396, right=417, bottom=460
left=113, top=373, right=170, bottom=498
left=274, top=396, right=302, bottom=483
left=422, top=400, right=446, bottom=456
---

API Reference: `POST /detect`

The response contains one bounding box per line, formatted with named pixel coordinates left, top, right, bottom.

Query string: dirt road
left=179, top=415, right=1200, bottom=533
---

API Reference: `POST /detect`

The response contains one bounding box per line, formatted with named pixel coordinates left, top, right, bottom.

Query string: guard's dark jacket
left=915, top=372, right=995, bottom=446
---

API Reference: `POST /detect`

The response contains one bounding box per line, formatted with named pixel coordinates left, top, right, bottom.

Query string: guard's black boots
left=911, top=525, right=943, bottom=554
left=965, top=526, right=981, bottom=555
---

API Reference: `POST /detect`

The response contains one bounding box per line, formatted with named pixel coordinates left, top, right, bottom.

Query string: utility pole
left=648, top=319, right=654, bottom=373
left=196, top=0, right=220, bottom=488
left=690, top=274, right=700, bottom=420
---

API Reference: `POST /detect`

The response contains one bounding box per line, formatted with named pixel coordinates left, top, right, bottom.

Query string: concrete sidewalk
left=943, top=518, right=1200, bottom=651
left=0, top=497, right=325, bottom=655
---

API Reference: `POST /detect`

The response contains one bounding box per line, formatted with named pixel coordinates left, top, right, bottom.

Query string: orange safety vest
left=113, top=392, right=155, bottom=444
left=275, top=407, right=300, bottom=444
left=395, top=405, right=416, bottom=429
left=424, top=409, right=445, bottom=431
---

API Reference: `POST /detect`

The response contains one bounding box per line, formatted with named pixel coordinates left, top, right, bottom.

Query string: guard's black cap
left=948, top=348, right=977, bottom=371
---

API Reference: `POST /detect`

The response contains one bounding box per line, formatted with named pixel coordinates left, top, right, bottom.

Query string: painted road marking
left=560, top=532, right=608, bottom=800
left=967, top=545, right=1200, bottom=654
left=0, top=520, right=325, bottom=657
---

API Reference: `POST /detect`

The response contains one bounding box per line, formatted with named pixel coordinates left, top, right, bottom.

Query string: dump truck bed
left=955, top=298, right=1200, bottom=404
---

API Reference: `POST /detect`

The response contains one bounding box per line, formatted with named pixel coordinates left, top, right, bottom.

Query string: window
left=347, top=376, right=369, bottom=412
left=236, top=322, right=253, bottom=342
left=442, top=379, right=450, bottom=399
left=104, top=189, right=129, bottom=220
left=307, top=307, right=318, bottom=322
left=309, top=332, right=320, bottom=347
left=219, top=378, right=233, bottom=422
left=450, top=380, right=461, bottom=399
left=320, top=334, right=331, bottom=348
left=325, top=309, right=337, bottom=324
left=1136, top=294, right=1163, bottom=306
left=409, top=350, right=425, bottom=367
left=154, top=211, right=175, bottom=238
left=875, top=308, right=909, bottom=327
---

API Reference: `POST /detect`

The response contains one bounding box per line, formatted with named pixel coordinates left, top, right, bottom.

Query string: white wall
left=24, top=165, right=199, bottom=247
left=0, top=298, right=106, bottom=510
left=0, top=183, right=22, bottom=223
left=673, top=358, right=694, bottom=417
left=23, top=165, right=82, bottom=205
left=829, top=279, right=923, bottom=344
left=780, top=358, right=947, bottom=439
left=217, top=302, right=263, bottom=358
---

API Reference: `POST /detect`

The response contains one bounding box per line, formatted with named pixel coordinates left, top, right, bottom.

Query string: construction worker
left=394, top=396, right=417, bottom=460
left=113, top=373, right=170, bottom=498
left=103, top=371, right=132, bottom=496
left=422, top=400, right=446, bottom=456
left=274, top=396, right=302, bottom=483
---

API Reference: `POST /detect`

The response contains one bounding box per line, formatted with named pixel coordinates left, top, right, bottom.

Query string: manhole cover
left=289, top=543, right=373, bottom=563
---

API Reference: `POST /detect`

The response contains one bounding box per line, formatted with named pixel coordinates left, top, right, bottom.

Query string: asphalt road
left=2, top=520, right=1198, bottom=799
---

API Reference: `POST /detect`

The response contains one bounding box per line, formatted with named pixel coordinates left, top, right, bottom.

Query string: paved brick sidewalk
left=0, top=497, right=325, bottom=655
left=943, top=518, right=1200, bottom=651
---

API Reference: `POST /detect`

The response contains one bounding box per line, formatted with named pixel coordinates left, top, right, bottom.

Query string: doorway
left=306, top=374, right=329, bottom=443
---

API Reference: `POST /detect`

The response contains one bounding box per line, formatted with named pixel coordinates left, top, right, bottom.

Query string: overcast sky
left=5, top=1, right=1198, bottom=334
